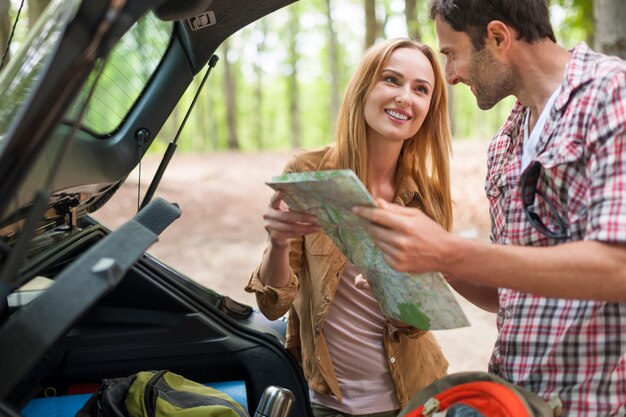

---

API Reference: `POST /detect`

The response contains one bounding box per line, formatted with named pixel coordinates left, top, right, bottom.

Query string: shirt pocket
left=535, top=132, right=583, bottom=168
left=530, top=134, right=587, bottom=239
left=302, top=232, right=335, bottom=291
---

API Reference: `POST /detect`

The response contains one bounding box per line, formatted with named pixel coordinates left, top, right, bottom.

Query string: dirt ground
left=92, top=138, right=498, bottom=374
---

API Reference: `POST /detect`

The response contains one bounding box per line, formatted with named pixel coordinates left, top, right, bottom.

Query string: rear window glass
left=64, top=13, right=173, bottom=136
left=0, top=0, right=79, bottom=148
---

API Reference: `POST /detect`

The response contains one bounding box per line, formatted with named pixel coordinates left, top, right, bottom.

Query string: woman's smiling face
left=363, top=47, right=435, bottom=145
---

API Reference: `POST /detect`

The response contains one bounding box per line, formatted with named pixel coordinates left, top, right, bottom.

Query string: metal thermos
left=253, top=386, right=295, bottom=417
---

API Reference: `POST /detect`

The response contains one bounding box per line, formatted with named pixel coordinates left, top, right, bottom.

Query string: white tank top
left=309, top=263, right=399, bottom=414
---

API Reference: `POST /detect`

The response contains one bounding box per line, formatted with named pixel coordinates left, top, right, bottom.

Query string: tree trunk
left=594, top=0, right=626, bottom=59
left=207, top=77, right=219, bottom=150
left=380, top=0, right=392, bottom=38
left=27, top=0, right=49, bottom=28
left=222, top=39, right=239, bottom=150
left=364, top=0, right=377, bottom=49
left=287, top=4, right=301, bottom=149
left=194, top=77, right=206, bottom=151
left=324, top=0, right=340, bottom=129
left=0, top=0, right=10, bottom=68
left=253, top=19, right=268, bottom=150
left=405, top=0, right=420, bottom=40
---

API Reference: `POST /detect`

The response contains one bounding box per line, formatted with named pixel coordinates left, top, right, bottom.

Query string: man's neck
left=513, top=40, right=571, bottom=122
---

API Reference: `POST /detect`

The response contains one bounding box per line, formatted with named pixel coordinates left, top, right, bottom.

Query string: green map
left=268, top=169, right=469, bottom=330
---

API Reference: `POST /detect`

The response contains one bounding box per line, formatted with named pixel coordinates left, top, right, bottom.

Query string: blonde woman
left=246, top=38, right=451, bottom=417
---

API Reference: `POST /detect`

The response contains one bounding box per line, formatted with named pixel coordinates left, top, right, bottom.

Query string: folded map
left=267, top=169, right=469, bottom=330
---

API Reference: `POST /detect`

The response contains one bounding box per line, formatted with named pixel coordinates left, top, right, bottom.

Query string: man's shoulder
left=574, top=50, right=626, bottom=124
left=570, top=43, right=626, bottom=91
left=595, top=62, right=626, bottom=107
left=589, top=54, right=626, bottom=89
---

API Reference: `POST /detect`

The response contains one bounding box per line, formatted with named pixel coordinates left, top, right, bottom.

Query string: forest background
left=2, top=0, right=626, bottom=373
left=2, top=0, right=625, bottom=153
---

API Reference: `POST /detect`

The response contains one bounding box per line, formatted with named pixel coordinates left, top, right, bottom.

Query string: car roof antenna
left=139, top=54, right=219, bottom=211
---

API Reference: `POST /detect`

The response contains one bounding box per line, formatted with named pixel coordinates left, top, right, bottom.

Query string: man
left=353, top=0, right=626, bottom=415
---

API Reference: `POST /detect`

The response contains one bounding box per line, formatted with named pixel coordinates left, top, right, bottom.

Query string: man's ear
left=485, top=20, right=513, bottom=55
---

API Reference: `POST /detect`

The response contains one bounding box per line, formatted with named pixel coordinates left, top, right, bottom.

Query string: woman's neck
left=367, top=140, right=402, bottom=202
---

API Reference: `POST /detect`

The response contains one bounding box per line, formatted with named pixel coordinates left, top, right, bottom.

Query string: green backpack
left=76, top=370, right=249, bottom=417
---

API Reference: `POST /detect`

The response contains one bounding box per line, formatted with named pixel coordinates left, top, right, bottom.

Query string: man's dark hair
left=429, top=0, right=556, bottom=50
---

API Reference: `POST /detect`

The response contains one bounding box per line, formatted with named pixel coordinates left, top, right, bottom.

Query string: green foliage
left=451, top=86, right=517, bottom=141
left=4, top=0, right=597, bottom=154
left=551, top=0, right=593, bottom=47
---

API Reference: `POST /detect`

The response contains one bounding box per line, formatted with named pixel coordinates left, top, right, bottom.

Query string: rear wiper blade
left=139, top=54, right=219, bottom=211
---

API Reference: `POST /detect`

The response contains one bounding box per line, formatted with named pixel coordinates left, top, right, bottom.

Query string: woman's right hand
left=264, top=190, right=321, bottom=249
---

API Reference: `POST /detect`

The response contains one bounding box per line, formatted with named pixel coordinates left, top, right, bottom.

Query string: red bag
left=399, top=372, right=561, bottom=417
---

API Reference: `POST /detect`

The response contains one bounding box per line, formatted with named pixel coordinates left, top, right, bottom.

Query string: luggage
left=398, top=372, right=561, bottom=417
left=75, top=370, right=249, bottom=417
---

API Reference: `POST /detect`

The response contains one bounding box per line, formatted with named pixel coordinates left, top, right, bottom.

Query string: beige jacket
left=245, top=147, right=448, bottom=407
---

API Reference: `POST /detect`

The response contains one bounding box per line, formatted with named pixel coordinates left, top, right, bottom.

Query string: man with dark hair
left=429, top=0, right=557, bottom=50
left=354, top=0, right=626, bottom=415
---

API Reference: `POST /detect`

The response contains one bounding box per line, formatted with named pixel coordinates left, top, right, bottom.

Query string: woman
left=245, top=38, right=452, bottom=417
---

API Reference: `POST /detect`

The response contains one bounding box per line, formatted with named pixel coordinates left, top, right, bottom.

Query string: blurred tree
left=222, top=39, right=240, bottom=150
left=27, top=0, right=47, bottom=28
left=594, top=0, right=626, bottom=58
left=253, top=18, right=269, bottom=149
left=324, top=0, right=340, bottom=128
left=405, top=0, right=420, bottom=40
left=206, top=80, right=220, bottom=150
left=379, top=0, right=392, bottom=36
left=287, top=3, right=301, bottom=149
left=194, top=80, right=207, bottom=150
left=365, top=0, right=377, bottom=48
left=552, top=0, right=593, bottom=46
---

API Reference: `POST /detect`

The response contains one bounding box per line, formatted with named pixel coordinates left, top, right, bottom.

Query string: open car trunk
left=6, top=214, right=310, bottom=417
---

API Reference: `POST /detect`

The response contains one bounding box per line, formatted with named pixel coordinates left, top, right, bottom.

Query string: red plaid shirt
left=485, top=43, right=626, bottom=416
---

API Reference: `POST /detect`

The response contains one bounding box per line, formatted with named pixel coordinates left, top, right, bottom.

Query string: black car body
left=0, top=1, right=311, bottom=416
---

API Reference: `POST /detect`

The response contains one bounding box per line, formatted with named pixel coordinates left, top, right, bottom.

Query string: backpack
left=75, top=370, right=249, bottom=417
left=398, top=372, right=562, bottom=417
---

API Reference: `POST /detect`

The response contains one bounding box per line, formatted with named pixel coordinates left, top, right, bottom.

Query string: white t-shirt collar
left=521, top=86, right=561, bottom=172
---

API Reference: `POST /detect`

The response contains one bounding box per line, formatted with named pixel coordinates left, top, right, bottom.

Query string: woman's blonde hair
left=328, top=38, right=453, bottom=231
